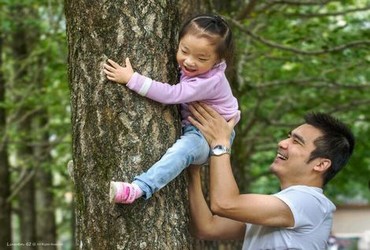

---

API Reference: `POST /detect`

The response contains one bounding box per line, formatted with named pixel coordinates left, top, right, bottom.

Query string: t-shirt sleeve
left=274, top=188, right=328, bottom=230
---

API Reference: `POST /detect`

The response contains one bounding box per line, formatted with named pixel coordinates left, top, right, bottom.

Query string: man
left=187, top=103, right=355, bottom=249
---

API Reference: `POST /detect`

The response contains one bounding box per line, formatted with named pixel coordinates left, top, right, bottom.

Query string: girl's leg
left=134, top=126, right=209, bottom=199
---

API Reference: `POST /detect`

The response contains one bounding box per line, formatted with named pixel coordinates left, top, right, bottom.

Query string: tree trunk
left=35, top=82, right=57, bottom=247
left=10, top=4, right=38, bottom=248
left=35, top=167, right=57, bottom=249
left=65, top=1, right=195, bottom=249
left=18, top=170, right=37, bottom=249
left=0, top=35, right=12, bottom=248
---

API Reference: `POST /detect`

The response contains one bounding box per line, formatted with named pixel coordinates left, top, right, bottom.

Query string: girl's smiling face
left=176, top=34, right=220, bottom=77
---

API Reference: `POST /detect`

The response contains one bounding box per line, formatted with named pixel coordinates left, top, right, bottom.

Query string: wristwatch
left=210, top=145, right=231, bottom=156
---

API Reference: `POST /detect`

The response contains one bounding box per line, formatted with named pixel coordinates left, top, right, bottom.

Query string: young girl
left=103, top=14, right=240, bottom=204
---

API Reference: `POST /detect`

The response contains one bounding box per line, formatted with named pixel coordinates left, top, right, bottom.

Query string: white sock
left=132, top=183, right=143, bottom=199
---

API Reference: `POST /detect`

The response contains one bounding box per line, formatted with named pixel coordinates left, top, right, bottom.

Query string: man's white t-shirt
left=242, top=185, right=336, bottom=250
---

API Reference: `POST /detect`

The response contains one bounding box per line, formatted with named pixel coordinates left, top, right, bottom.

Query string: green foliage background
left=1, top=0, right=72, bottom=245
left=216, top=1, right=370, bottom=204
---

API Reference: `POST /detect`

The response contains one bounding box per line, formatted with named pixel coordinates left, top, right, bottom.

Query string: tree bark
left=65, top=1, right=195, bottom=249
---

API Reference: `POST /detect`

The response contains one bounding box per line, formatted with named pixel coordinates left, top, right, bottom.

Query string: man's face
left=270, top=124, right=324, bottom=182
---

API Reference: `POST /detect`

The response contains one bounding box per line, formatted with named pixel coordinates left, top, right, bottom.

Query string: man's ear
left=313, top=158, right=331, bottom=173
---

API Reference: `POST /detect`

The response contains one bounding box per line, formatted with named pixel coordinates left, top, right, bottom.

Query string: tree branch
left=251, top=78, right=370, bottom=90
left=267, top=0, right=331, bottom=6
left=329, top=100, right=370, bottom=114
left=236, top=0, right=259, bottom=20
left=229, top=18, right=370, bottom=55
left=286, top=6, right=370, bottom=18
left=7, top=169, right=35, bottom=202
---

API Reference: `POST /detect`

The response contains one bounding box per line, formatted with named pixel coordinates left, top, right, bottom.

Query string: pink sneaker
left=109, top=181, right=142, bottom=204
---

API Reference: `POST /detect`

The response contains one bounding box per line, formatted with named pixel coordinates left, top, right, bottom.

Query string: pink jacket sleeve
left=126, top=72, right=223, bottom=104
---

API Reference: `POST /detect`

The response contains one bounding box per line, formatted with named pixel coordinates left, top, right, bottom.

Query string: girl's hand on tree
left=103, top=58, right=134, bottom=84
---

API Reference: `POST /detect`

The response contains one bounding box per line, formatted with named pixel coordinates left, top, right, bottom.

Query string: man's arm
left=187, top=165, right=246, bottom=240
left=188, top=103, right=294, bottom=228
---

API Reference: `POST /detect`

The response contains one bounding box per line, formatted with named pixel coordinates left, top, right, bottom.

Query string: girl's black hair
left=178, top=14, right=234, bottom=65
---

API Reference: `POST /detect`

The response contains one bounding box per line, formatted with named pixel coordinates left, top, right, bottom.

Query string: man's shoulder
left=275, top=185, right=336, bottom=211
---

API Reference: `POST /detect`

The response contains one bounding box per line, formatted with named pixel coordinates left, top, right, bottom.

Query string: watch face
left=213, top=147, right=224, bottom=155
left=211, top=145, right=230, bottom=156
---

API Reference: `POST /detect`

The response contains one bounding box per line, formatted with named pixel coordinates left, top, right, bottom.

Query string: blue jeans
left=133, top=125, right=235, bottom=199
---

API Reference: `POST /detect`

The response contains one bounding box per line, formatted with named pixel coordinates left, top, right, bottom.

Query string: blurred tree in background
left=1, top=0, right=71, bottom=248
left=0, top=0, right=369, bottom=248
